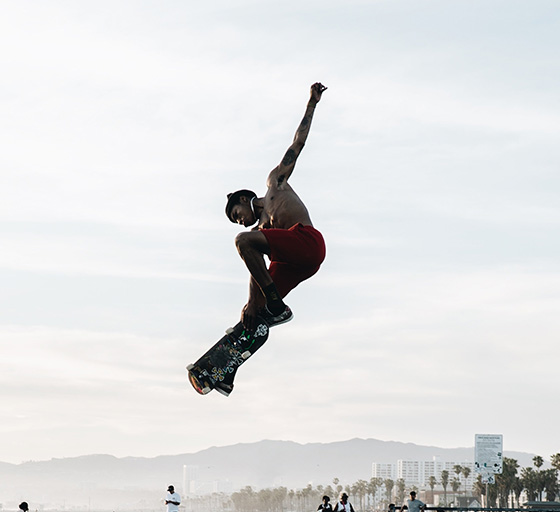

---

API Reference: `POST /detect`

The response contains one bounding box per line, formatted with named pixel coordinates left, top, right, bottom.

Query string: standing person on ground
left=19, top=503, right=29, bottom=512
left=402, top=491, right=426, bottom=512
left=333, top=492, right=356, bottom=512
left=225, top=82, right=328, bottom=331
left=165, top=485, right=181, bottom=512
left=318, top=495, right=333, bottom=512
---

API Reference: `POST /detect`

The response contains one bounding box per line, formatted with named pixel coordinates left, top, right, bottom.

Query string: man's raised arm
left=268, top=82, right=327, bottom=187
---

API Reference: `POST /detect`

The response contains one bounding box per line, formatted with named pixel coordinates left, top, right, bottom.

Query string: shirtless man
left=225, top=82, right=328, bottom=330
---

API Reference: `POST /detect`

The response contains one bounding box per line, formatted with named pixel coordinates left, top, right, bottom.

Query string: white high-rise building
left=398, top=460, right=422, bottom=484
left=373, top=458, right=476, bottom=490
left=372, top=462, right=396, bottom=480
left=183, top=465, right=200, bottom=496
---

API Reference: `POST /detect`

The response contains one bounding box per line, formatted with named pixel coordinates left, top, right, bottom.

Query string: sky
left=1, top=0, right=559, bottom=465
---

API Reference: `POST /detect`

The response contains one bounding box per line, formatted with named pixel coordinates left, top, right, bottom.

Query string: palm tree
left=288, top=489, right=295, bottom=511
left=453, top=465, right=463, bottom=479
left=231, top=486, right=256, bottom=512
left=295, top=489, right=303, bottom=512
left=428, top=476, right=437, bottom=504
left=472, top=474, right=485, bottom=506
left=494, top=457, right=519, bottom=507
left=521, top=467, right=538, bottom=501
left=451, top=477, right=461, bottom=502
left=353, top=479, right=368, bottom=512
left=550, top=454, right=560, bottom=502
left=487, top=479, right=498, bottom=507
left=530, top=457, right=548, bottom=501
left=396, top=479, right=406, bottom=504
left=533, top=456, right=544, bottom=469
left=302, top=484, right=313, bottom=511
left=462, top=466, right=471, bottom=497
left=542, top=468, right=559, bottom=501
left=440, top=470, right=449, bottom=505
left=512, top=477, right=524, bottom=507
left=271, top=487, right=287, bottom=512
left=324, top=486, right=335, bottom=501
left=453, top=465, right=464, bottom=501
left=368, top=477, right=384, bottom=509
left=333, top=478, right=343, bottom=498
left=385, top=479, right=395, bottom=504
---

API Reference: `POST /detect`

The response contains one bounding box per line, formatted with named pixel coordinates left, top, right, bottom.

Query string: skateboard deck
left=187, top=316, right=270, bottom=396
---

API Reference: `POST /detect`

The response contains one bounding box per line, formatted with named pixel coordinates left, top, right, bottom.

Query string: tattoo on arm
left=282, top=148, right=297, bottom=166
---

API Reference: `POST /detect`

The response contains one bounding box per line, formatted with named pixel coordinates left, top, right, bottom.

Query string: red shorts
left=261, top=223, right=326, bottom=298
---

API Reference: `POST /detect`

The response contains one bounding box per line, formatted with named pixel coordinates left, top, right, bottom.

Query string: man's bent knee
left=235, top=231, right=269, bottom=257
left=235, top=232, right=250, bottom=256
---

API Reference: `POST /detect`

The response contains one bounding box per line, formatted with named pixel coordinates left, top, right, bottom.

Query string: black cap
left=225, top=189, right=256, bottom=222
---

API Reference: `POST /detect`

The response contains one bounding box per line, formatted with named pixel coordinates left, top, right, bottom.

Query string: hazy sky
left=2, top=0, right=559, bottom=465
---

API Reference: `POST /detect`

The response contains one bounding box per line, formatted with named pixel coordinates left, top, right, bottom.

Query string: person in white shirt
left=165, top=485, right=181, bottom=512
left=333, top=492, right=355, bottom=512
left=402, top=491, right=426, bottom=512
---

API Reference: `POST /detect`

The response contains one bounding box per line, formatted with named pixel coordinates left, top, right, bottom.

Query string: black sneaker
left=263, top=305, right=293, bottom=327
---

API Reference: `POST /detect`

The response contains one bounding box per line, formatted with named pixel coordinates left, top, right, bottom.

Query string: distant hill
left=0, top=438, right=540, bottom=510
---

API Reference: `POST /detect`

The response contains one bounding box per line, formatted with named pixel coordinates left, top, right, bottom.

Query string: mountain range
left=0, top=438, right=540, bottom=510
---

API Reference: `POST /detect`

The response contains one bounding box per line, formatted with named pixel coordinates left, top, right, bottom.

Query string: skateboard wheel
left=241, top=350, right=251, bottom=359
left=188, top=371, right=211, bottom=395
left=226, top=327, right=234, bottom=334
left=186, top=364, right=194, bottom=370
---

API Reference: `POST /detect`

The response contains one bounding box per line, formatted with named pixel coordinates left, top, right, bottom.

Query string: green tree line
left=473, top=454, right=560, bottom=507
left=201, top=453, right=560, bottom=512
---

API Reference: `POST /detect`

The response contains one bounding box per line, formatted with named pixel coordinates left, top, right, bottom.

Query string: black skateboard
left=187, top=316, right=270, bottom=396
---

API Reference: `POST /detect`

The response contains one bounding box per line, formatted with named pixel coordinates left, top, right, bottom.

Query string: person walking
left=333, top=492, right=356, bottom=512
left=318, top=495, right=333, bottom=512
left=165, top=485, right=181, bottom=512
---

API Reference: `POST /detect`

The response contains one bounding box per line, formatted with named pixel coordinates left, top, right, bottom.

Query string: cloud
left=1, top=0, right=559, bottom=463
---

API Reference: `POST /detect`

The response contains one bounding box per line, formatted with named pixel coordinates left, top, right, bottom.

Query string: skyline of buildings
left=182, top=456, right=478, bottom=498
left=373, top=458, right=476, bottom=490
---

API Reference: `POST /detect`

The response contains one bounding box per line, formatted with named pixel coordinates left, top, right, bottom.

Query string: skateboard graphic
left=187, top=316, right=270, bottom=396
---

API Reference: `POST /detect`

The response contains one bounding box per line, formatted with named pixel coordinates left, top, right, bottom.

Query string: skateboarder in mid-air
left=186, top=83, right=327, bottom=396
left=225, top=82, right=328, bottom=331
